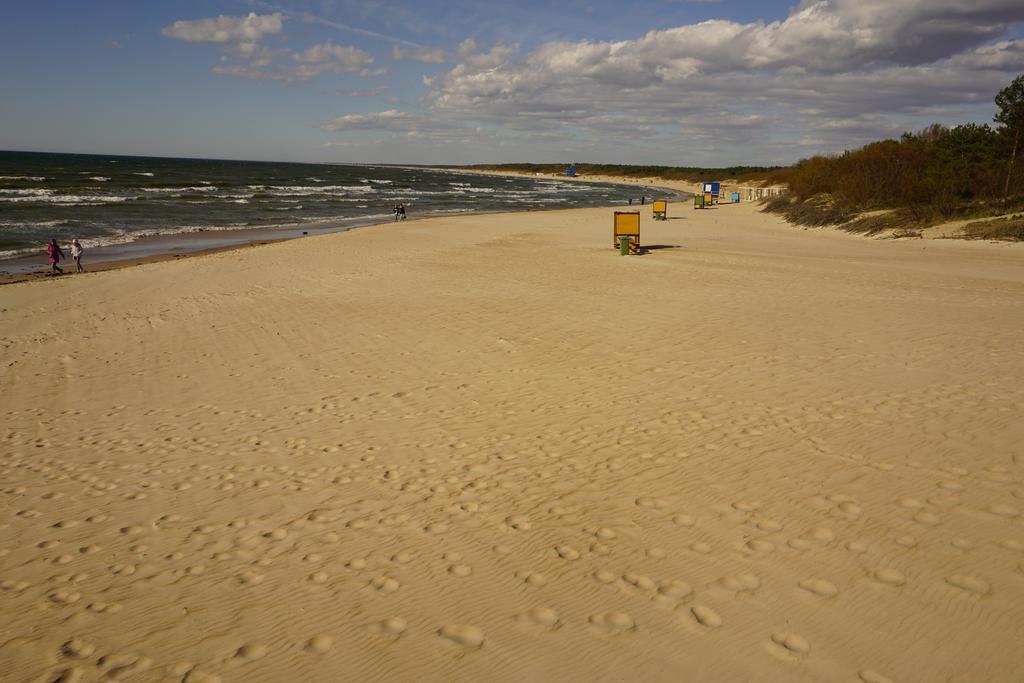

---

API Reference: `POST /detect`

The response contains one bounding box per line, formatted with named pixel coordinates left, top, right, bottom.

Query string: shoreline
left=1, top=173, right=683, bottom=286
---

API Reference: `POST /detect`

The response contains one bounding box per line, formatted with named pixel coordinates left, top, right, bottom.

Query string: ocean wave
left=0, top=175, right=47, bottom=181
left=90, top=176, right=111, bottom=182
left=0, top=192, right=130, bottom=204
left=245, top=184, right=374, bottom=195
left=150, top=185, right=220, bottom=193
left=133, top=172, right=155, bottom=177
left=0, top=219, right=68, bottom=228
left=0, top=188, right=54, bottom=196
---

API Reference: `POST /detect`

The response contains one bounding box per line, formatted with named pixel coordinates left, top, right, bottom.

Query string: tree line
left=766, top=75, right=1024, bottom=236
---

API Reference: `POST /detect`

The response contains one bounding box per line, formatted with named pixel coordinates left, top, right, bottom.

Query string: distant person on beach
left=46, top=238, right=64, bottom=275
left=641, top=195, right=646, bottom=205
left=70, top=239, right=84, bottom=273
left=629, top=198, right=633, bottom=205
left=399, top=203, right=406, bottom=220
left=394, top=204, right=401, bottom=221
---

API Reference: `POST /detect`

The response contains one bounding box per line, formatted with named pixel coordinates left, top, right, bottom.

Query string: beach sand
left=2, top=200, right=1023, bottom=682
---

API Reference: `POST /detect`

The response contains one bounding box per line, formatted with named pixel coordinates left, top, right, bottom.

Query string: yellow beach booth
left=613, top=211, right=641, bottom=254
left=652, top=200, right=668, bottom=220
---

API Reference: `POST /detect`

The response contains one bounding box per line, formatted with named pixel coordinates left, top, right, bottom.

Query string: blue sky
left=2, top=1, right=1023, bottom=165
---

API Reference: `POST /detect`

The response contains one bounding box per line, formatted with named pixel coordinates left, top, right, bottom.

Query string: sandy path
left=2, top=202, right=1023, bottom=682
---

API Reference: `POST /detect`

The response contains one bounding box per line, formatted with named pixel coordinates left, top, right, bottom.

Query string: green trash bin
left=619, top=236, right=632, bottom=255
left=694, top=195, right=705, bottom=209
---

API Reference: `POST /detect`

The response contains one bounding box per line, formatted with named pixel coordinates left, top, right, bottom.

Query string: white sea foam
left=144, top=186, right=219, bottom=194
left=90, top=176, right=111, bottom=182
left=0, top=190, right=130, bottom=204
left=133, top=172, right=155, bottom=177
left=0, top=175, right=47, bottom=181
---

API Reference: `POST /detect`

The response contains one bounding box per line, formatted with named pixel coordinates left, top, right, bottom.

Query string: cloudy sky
left=3, top=0, right=1024, bottom=166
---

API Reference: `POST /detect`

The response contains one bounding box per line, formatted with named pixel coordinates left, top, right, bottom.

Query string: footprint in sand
left=988, top=504, right=1019, bottom=518
left=516, top=607, right=560, bottom=628
left=873, top=568, right=906, bottom=587
left=370, top=576, right=400, bottom=593
left=518, top=571, right=548, bottom=586
left=63, top=639, right=96, bottom=658
left=859, top=670, right=894, bottom=683
left=305, top=635, right=333, bottom=653
left=658, top=580, right=693, bottom=600
left=746, top=539, right=775, bottom=554
left=769, top=632, right=810, bottom=656
left=369, top=617, right=408, bottom=637
left=944, top=574, right=990, bottom=595
left=438, top=624, right=484, bottom=648
left=448, top=564, right=472, bottom=577
left=555, top=544, right=580, bottom=560
left=589, top=612, right=636, bottom=635
left=233, top=643, right=268, bottom=663
left=623, top=573, right=658, bottom=591
left=798, top=578, right=839, bottom=598
left=672, top=513, right=696, bottom=526
left=690, top=605, right=722, bottom=628
left=718, top=574, right=761, bottom=594
left=505, top=514, right=532, bottom=530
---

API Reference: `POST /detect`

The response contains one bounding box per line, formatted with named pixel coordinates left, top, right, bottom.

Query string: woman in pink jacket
left=47, top=238, right=64, bottom=275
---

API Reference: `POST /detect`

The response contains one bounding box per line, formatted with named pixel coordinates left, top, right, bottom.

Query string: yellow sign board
left=613, top=211, right=641, bottom=250
left=653, top=200, right=667, bottom=213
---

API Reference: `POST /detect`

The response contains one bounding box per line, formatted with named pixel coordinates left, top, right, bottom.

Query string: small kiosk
left=701, top=182, right=721, bottom=205
left=652, top=200, right=668, bottom=220
left=613, top=211, right=641, bottom=254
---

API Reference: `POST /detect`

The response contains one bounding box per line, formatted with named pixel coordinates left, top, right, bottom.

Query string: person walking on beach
left=46, top=238, right=64, bottom=275
left=398, top=203, right=406, bottom=220
left=70, top=239, right=84, bottom=273
left=394, top=204, right=401, bottom=221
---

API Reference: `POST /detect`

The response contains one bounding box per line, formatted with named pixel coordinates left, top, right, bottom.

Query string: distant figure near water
left=71, top=239, right=84, bottom=273
left=399, top=203, right=406, bottom=220
left=46, top=238, right=64, bottom=275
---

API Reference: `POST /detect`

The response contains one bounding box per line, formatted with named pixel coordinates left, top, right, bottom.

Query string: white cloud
left=161, top=12, right=283, bottom=45
left=321, top=110, right=416, bottom=132
left=392, top=46, right=446, bottom=64
left=164, top=14, right=375, bottom=82
left=399, top=1, right=1024, bottom=162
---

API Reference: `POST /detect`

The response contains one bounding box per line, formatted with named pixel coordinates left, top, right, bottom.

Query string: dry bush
left=962, top=215, right=1024, bottom=240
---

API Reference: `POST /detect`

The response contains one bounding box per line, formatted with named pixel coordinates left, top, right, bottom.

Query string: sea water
left=0, top=151, right=668, bottom=259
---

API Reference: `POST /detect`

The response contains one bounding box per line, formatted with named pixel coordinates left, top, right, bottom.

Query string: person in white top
left=70, top=239, right=84, bottom=273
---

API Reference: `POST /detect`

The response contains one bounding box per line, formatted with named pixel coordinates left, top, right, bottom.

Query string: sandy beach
left=2, top=200, right=1023, bottom=682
